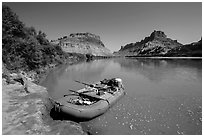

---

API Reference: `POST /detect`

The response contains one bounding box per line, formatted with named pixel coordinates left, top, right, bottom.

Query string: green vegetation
left=2, top=5, right=85, bottom=72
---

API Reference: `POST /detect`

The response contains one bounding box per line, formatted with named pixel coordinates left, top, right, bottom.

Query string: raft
left=50, top=78, right=125, bottom=120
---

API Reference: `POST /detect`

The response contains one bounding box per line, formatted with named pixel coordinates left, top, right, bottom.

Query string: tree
left=25, top=26, right=37, bottom=36
left=36, top=30, right=49, bottom=45
left=2, top=5, right=70, bottom=71
left=2, top=5, right=26, bottom=39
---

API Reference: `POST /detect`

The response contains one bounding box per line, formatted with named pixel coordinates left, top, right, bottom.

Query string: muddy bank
left=2, top=72, right=87, bottom=135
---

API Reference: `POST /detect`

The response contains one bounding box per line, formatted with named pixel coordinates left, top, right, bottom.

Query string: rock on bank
left=2, top=75, right=86, bottom=135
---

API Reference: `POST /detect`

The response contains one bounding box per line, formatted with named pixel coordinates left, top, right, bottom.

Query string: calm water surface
left=41, top=58, right=202, bottom=135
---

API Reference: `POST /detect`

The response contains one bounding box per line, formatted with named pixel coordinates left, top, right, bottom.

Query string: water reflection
left=41, top=58, right=202, bottom=135
left=114, top=58, right=202, bottom=83
left=42, top=60, right=109, bottom=99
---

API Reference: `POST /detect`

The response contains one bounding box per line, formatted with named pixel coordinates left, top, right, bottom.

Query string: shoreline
left=2, top=58, right=88, bottom=135
left=125, top=56, right=202, bottom=59
left=36, top=58, right=87, bottom=85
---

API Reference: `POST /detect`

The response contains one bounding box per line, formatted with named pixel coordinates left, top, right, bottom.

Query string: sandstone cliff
left=51, top=32, right=112, bottom=56
left=114, top=30, right=183, bottom=56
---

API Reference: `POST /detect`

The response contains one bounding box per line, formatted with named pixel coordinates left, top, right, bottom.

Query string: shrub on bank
left=2, top=5, right=85, bottom=73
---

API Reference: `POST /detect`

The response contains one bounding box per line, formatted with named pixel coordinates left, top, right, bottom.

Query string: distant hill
left=165, top=39, right=202, bottom=57
left=114, top=30, right=202, bottom=57
left=51, top=32, right=112, bottom=56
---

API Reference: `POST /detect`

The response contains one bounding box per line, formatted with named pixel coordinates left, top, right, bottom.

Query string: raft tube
left=51, top=88, right=125, bottom=120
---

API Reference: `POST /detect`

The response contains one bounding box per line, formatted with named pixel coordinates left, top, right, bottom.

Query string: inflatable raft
left=50, top=78, right=125, bottom=120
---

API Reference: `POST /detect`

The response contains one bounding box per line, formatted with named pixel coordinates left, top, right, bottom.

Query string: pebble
left=130, top=125, right=133, bottom=130
left=199, top=118, right=202, bottom=122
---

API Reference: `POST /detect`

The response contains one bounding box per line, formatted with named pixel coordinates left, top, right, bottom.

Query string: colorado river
left=41, top=58, right=202, bottom=135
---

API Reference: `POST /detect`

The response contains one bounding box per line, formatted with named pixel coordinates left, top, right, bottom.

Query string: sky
left=4, top=2, right=202, bottom=52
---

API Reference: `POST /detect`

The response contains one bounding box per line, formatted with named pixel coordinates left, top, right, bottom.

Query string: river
left=41, top=58, right=202, bottom=135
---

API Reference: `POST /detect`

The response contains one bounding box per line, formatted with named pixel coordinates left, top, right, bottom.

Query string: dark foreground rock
left=2, top=76, right=86, bottom=135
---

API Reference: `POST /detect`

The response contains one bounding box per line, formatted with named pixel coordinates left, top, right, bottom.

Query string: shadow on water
left=50, top=108, right=93, bottom=134
left=50, top=107, right=96, bottom=123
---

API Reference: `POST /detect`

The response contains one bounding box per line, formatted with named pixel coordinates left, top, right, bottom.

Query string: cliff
left=51, top=32, right=112, bottom=56
left=114, top=30, right=201, bottom=57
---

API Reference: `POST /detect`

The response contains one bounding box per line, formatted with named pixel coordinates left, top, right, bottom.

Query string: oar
left=74, top=80, right=95, bottom=88
left=74, top=80, right=101, bottom=93
left=81, top=90, right=95, bottom=94
left=74, top=80, right=115, bottom=95
left=75, top=80, right=118, bottom=95
left=74, top=80, right=109, bottom=90
left=67, top=89, right=106, bottom=101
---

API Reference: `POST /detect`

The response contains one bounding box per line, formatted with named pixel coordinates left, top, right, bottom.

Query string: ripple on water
left=81, top=94, right=201, bottom=135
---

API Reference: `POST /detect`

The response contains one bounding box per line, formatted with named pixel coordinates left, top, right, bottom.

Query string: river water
left=41, top=58, right=202, bottom=135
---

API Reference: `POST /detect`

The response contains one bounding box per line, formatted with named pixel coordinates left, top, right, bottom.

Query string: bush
left=2, top=5, right=70, bottom=71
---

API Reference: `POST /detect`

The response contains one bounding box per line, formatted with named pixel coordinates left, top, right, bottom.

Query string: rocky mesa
left=114, top=30, right=202, bottom=57
left=51, top=32, right=112, bottom=56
